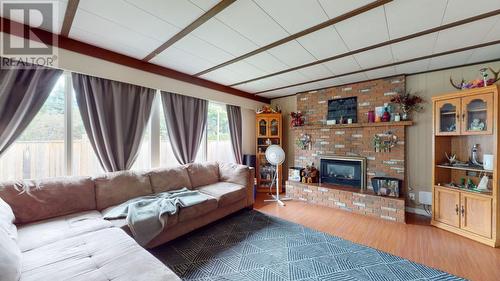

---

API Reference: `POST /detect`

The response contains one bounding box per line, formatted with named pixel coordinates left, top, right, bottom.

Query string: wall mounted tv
left=327, top=97, right=357, bottom=123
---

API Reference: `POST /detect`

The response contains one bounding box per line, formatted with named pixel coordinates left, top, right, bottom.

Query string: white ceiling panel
left=78, top=0, right=180, bottom=42
left=215, top=0, right=289, bottom=47
left=254, top=0, right=328, bottom=34
left=124, top=0, right=211, bottom=29
left=312, top=77, right=346, bottom=90
left=297, top=26, right=350, bottom=59
left=482, top=17, right=500, bottom=42
left=442, top=0, right=500, bottom=24
left=467, top=44, right=500, bottom=64
left=71, top=9, right=160, bottom=59
left=150, top=47, right=214, bottom=75
left=253, top=0, right=327, bottom=34
left=258, top=84, right=311, bottom=98
left=266, top=40, right=316, bottom=68
left=297, top=64, right=334, bottom=80
left=323, top=55, right=362, bottom=74
left=169, top=34, right=234, bottom=66
left=319, top=0, right=375, bottom=19
left=364, top=66, right=397, bottom=80
left=391, top=33, right=438, bottom=61
left=190, top=18, right=258, bottom=57
left=243, top=52, right=289, bottom=74
left=1, top=0, right=67, bottom=34
left=334, top=6, right=389, bottom=50
left=353, top=46, right=394, bottom=69
left=429, top=50, right=474, bottom=70
left=188, top=0, right=219, bottom=11
left=395, top=59, right=431, bottom=74
left=433, top=17, right=499, bottom=53
left=234, top=76, right=289, bottom=93
left=385, top=0, right=447, bottom=39
left=200, top=60, right=269, bottom=85
left=338, top=72, right=370, bottom=84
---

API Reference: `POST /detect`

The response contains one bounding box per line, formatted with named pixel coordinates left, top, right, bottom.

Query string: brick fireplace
left=286, top=75, right=410, bottom=222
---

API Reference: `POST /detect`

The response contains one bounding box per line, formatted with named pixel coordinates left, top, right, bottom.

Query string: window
left=207, top=102, right=235, bottom=163
left=0, top=71, right=239, bottom=180
left=0, top=75, right=66, bottom=180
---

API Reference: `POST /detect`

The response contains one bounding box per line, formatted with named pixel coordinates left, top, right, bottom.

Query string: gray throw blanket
left=103, top=188, right=209, bottom=246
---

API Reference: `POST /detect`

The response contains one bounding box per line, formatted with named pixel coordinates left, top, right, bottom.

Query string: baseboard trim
left=406, top=207, right=431, bottom=217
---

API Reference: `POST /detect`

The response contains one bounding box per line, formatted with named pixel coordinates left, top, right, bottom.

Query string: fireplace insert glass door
left=320, top=157, right=365, bottom=189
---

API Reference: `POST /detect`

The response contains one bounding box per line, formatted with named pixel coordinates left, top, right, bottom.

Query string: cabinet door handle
left=461, top=205, right=465, bottom=216
left=462, top=113, right=465, bottom=122
left=455, top=204, right=459, bottom=215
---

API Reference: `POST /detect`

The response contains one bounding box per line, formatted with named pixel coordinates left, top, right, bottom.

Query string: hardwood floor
left=254, top=193, right=500, bottom=281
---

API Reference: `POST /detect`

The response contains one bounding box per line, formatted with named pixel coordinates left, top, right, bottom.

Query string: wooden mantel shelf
left=291, top=121, right=413, bottom=130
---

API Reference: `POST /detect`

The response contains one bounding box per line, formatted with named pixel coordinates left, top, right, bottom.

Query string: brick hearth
left=286, top=181, right=406, bottom=223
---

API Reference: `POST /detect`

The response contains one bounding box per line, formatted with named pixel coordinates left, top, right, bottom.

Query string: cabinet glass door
left=269, top=118, right=280, bottom=137
left=435, top=99, right=460, bottom=135
left=462, top=93, right=493, bottom=135
left=258, top=118, right=268, bottom=137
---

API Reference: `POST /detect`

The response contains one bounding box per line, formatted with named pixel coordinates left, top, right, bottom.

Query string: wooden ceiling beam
left=142, top=0, right=236, bottom=62
left=60, top=0, right=79, bottom=37
left=255, top=40, right=500, bottom=95
left=0, top=17, right=269, bottom=104
left=233, top=8, right=500, bottom=87
left=194, top=0, right=392, bottom=76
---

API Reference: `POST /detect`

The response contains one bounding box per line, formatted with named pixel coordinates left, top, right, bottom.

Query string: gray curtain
left=226, top=105, right=243, bottom=164
left=160, top=92, right=207, bottom=165
left=72, top=73, right=155, bottom=172
left=0, top=67, right=63, bottom=157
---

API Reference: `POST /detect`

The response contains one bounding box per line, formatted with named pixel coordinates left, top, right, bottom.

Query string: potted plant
left=390, top=91, right=424, bottom=120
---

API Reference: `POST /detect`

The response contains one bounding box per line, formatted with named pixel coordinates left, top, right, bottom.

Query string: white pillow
left=0, top=197, right=17, bottom=241
left=0, top=227, right=21, bottom=281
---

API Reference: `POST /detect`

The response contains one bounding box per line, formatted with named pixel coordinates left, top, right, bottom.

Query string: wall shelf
left=291, top=121, right=413, bottom=130
left=435, top=164, right=493, bottom=173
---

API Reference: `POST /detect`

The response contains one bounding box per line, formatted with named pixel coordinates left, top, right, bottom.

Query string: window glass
left=207, top=102, right=235, bottom=163
left=0, top=75, right=65, bottom=180
left=131, top=117, right=152, bottom=171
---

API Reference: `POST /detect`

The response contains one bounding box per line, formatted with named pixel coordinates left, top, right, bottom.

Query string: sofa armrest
left=218, top=162, right=255, bottom=207
left=246, top=167, right=255, bottom=207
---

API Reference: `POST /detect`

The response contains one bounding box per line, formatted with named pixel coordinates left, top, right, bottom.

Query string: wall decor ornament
left=450, top=67, right=500, bottom=90
left=296, top=133, right=311, bottom=150
left=371, top=131, right=398, bottom=152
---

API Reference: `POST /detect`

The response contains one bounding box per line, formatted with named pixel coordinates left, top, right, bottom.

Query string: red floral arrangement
left=290, top=111, right=304, bottom=127
left=390, top=91, right=424, bottom=117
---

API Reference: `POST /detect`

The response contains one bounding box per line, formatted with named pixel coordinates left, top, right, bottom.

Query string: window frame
left=0, top=71, right=236, bottom=179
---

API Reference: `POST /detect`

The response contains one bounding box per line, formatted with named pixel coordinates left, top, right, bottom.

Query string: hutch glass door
left=435, top=99, right=460, bottom=135
left=462, top=93, right=493, bottom=135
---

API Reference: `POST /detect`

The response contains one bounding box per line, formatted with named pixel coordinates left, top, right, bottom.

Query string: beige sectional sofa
left=0, top=162, right=254, bottom=281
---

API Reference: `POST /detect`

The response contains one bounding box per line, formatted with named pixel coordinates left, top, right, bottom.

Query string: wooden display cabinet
left=431, top=85, right=499, bottom=247
left=256, top=113, right=283, bottom=193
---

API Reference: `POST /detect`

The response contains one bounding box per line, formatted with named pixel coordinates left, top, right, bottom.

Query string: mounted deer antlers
left=450, top=67, right=500, bottom=90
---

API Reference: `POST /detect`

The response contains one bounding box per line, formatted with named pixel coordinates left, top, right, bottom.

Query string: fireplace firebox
left=320, top=156, right=366, bottom=189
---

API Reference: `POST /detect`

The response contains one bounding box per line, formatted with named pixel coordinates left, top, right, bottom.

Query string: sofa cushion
left=0, top=176, right=95, bottom=224
left=177, top=195, right=218, bottom=222
left=148, top=166, right=192, bottom=193
left=218, top=162, right=250, bottom=186
left=0, top=197, right=17, bottom=241
left=186, top=162, right=219, bottom=188
left=20, top=228, right=180, bottom=281
left=197, top=182, right=246, bottom=207
left=94, top=170, right=153, bottom=210
left=0, top=227, right=21, bottom=281
left=100, top=206, right=179, bottom=232
left=17, top=211, right=112, bottom=252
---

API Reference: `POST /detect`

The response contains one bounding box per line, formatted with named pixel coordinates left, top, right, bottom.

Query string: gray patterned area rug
left=151, top=210, right=465, bottom=281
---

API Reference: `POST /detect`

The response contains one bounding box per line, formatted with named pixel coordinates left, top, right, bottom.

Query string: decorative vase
left=368, top=110, right=375, bottom=123
left=401, top=112, right=409, bottom=121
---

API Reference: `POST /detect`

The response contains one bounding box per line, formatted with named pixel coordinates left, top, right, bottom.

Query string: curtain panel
left=0, top=66, right=63, bottom=157
left=160, top=92, right=207, bottom=165
left=72, top=73, right=155, bottom=172
left=226, top=105, right=243, bottom=164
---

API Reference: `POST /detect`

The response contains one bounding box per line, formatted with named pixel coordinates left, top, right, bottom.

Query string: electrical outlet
left=409, top=192, right=416, bottom=201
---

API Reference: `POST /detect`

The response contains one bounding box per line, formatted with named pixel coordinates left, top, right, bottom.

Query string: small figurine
left=445, top=152, right=457, bottom=165
left=469, top=119, right=485, bottom=131
left=470, top=144, right=483, bottom=166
